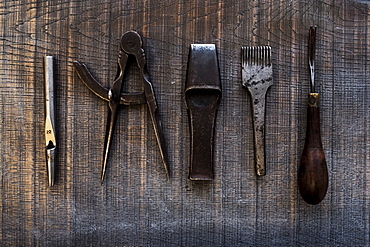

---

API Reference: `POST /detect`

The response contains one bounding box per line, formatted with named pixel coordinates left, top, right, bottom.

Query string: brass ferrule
left=308, top=93, right=319, bottom=107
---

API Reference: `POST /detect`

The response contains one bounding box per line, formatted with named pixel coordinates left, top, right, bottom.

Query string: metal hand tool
left=242, top=46, right=273, bottom=176
left=73, top=31, right=169, bottom=184
left=44, top=56, right=56, bottom=186
left=298, top=26, right=328, bottom=204
left=185, top=44, right=222, bottom=180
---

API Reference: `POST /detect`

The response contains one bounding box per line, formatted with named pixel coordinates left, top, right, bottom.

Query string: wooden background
left=1, top=0, right=369, bottom=246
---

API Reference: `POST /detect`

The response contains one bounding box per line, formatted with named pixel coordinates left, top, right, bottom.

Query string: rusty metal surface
left=73, top=31, right=169, bottom=183
left=185, top=44, right=221, bottom=180
left=242, top=46, right=273, bottom=176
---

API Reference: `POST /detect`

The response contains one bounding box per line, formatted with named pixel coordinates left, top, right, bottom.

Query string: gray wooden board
left=0, top=0, right=369, bottom=246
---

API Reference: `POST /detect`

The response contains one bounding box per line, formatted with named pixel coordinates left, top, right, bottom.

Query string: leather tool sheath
left=185, top=44, right=222, bottom=180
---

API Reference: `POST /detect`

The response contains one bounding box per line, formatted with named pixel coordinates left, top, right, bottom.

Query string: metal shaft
left=44, top=56, right=56, bottom=186
left=309, top=26, right=316, bottom=93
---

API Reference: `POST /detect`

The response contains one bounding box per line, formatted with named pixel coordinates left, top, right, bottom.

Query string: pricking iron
left=185, top=44, right=222, bottom=180
left=242, top=46, right=273, bottom=176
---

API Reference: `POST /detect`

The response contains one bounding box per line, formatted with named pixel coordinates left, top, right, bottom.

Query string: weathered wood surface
left=0, top=0, right=369, bottom=246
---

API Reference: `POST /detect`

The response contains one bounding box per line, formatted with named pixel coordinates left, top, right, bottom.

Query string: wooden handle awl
left=298, top=93, right=328, bottom=205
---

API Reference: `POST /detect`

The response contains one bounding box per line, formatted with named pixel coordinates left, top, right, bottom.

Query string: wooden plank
left=0, top=0, right=369, bottom=246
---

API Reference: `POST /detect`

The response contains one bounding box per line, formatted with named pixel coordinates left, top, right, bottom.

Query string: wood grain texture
left=0, top=0, right=369, bottom=246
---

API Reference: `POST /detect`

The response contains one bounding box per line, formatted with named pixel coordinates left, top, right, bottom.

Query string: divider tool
left=74, top=31, right=169, bottom=183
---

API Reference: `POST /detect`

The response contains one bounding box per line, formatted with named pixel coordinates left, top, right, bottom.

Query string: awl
left=298, top=26, right=328, bottom=204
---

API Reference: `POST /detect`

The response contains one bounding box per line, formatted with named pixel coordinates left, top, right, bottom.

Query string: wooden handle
left=298, top=94, right=328, bottom=204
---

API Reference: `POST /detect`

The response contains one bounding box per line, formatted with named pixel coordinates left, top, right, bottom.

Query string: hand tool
left=185, top=44, right=221, bottom=180
left=44, top=55, right=56, bottom=186
left=73, top=31, right=169, bottom=184
left=241, top=46, right=273, bottom=176
left=298, top=26, right=328, bottom=204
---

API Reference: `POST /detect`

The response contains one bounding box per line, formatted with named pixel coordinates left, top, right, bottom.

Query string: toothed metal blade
left=241, top=46, right=273, bottom=176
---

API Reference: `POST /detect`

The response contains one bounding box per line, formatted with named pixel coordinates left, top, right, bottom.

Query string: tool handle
left=298, top=93, right=328, bottom=204
left=249, top=90, right=268, bottom=176
left=186, top=89, right=221, bottom=180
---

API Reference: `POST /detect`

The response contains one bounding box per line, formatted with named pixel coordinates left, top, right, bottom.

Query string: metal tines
left=241, top=46, right=273, bottom=176
left=44, top=55, right=56, bottom=186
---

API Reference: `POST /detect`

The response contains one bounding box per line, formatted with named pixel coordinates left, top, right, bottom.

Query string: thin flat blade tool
left=44, top=55, right=56, bottom=186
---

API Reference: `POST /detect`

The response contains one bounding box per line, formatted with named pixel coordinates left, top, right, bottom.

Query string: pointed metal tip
left=165, top=170, right=170, bottom=181
left=47, top=161, right=55, bottom=187
left=100, top=170, right=106, bottom=185
left=48, top=180, right=54, bottom=187
left=162, top=158, right=170, bottom=180
left=100, top=167, right=106, bottom=185
left=48, top=173, right=55, bottom=186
